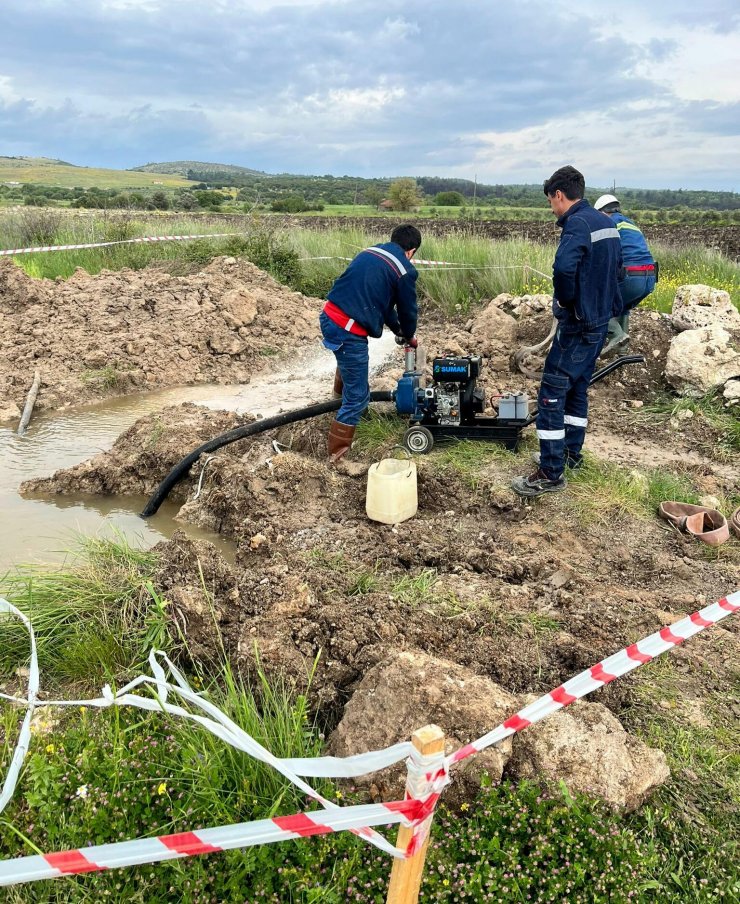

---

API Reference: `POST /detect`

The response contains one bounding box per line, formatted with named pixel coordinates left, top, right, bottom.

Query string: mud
left=0, top=255, right=321, bottom=418
left=18, top=291, right=740, bottom=755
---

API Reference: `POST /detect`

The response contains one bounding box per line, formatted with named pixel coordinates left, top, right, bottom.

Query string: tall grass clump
left=566, top=458, right=701, bottom=523
left=0, top=536, right=159, bottom=685
left=640, top=391, right=740, bottom=460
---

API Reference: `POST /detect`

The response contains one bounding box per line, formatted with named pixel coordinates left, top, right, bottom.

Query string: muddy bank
left=20, top=299, right=739, bottom=766
left=22, top=385, right=739, bottom=732
left=0, top=256, right=321, bottom=418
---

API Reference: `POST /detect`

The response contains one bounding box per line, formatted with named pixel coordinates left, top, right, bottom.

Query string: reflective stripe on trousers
left=536, top=325, right=607, bottom=478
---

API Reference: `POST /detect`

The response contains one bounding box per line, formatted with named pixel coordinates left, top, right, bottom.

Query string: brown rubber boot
left=327, top=419, right=356, bottom=462
left=332, top=368, right=343, bottom=400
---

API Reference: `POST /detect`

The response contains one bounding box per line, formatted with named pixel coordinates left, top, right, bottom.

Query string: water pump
left=393, top=345, right=528, bottom=454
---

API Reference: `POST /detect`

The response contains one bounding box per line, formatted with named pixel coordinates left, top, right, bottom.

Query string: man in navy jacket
left=594, top=193, right=656, bottom=353
left=512, top=166, right=622, bottom=498
left=320, top=224, right=421, bottom=461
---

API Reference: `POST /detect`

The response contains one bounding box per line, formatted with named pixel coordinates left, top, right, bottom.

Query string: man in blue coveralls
left=594, top=193, right=657, bottom=354
left=512, top=166, right=623, bottom=498
left=320, top=224, right=421, bottom=461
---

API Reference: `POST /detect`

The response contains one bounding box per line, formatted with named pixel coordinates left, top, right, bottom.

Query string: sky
left=1, top=0, right=739, bottom=191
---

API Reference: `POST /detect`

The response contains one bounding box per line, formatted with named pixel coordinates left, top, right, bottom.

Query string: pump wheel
left=404, top=426, right=434, bottom=454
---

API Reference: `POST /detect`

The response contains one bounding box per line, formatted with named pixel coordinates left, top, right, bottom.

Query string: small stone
left=250, top=532, right=268, bottom=550
left=627, top=399, right=643, bottom=408
left=549, top=567, right=574, bottom=589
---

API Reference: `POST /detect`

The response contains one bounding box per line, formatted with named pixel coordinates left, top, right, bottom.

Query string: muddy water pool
left=0, top=333, right=397, bottom=572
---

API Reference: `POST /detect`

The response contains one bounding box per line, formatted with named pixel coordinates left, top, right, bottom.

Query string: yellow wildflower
left=45, top=743, right=55, bottom=754
left=157, top=782, right=167, bottom=795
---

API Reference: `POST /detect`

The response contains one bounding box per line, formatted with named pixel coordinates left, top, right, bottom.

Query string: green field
left=0, top=156, right=190, bottom=189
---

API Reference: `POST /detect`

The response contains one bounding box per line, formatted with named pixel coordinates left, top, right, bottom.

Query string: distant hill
left=0, top=155, right=77, bottom=168
left=0, top=156, right=190, bottom=189
left=131, top=161, right=265, bottom=178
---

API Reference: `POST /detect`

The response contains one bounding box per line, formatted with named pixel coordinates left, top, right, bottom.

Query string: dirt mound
left=22, top=389, right=739, bottom=744
left=20, top=402, right=251, bottom=502
left=0, top=256, right=322, bottom=418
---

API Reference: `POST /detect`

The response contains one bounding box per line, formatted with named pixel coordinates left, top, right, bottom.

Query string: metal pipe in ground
left=17, top=371, right=41, bottom=436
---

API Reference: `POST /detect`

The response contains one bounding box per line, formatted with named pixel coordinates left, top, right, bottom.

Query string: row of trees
left=3, top=178, right=740, bottom=221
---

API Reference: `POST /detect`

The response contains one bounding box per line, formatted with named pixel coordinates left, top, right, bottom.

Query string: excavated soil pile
left=22, top=394, right=739, bottom=737
left=0, top=256, right=321, bottom=417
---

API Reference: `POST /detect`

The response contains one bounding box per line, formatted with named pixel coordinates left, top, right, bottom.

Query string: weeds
left=641, top=390, right=740, bottom=459
left=0, top=536, right=159, bottom=686
left=567, top=458, right=700, bottom=523
left=353, top=409, right=405, bottom=454
left=81, top=363, right=123, bottom=391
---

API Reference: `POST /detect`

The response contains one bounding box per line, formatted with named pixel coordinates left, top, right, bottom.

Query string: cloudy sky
left=1, top=0, right=738, bottom=190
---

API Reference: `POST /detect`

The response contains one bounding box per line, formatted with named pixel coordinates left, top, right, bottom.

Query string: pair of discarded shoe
left=658, top=501, right=740, bottom=547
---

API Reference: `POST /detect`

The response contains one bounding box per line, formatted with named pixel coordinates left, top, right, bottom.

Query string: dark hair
left=543, top=166, right=585, bottom=201
left=391, top=224, right=422, bottom=251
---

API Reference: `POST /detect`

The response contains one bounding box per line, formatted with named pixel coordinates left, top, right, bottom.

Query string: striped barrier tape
left=0, top=233, right=237, bottom=257
left=447, top=591, right=740, bottom=765
left=0, top=798, right=429, bottom=887
left=0, top=238, right=550, bottom=276
left=1, top=591, right=736, bottom=885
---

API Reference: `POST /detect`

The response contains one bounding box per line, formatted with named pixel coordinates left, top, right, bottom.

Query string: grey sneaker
left=511, top=468, right=567, bottom=498
left=531, top=451, right=583, bottom=471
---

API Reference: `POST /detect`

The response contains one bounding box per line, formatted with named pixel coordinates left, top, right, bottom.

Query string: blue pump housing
left=395, top=372, right=420, bottom=415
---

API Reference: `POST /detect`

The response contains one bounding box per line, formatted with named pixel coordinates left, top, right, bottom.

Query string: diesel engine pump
left=392, top=344, right=529, bottom=454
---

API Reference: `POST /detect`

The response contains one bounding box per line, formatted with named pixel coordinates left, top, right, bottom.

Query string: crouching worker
left=594, top=194, right=657, bottom=354
left=320, top=224, right=421, bottom=462
left=512, top=166, right=622, bottom=498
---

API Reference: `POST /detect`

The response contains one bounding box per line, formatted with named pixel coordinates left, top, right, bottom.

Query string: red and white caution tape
left=1, top=591, right=736, bottom=886
left=0, top=234, right=238, bottom=257
left=447, top=591, right=740, bottom=766
left=0, top=798, right=431, bottom=886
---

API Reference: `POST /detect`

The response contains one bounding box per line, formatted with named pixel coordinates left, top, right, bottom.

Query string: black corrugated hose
left=140, top=391, right=394, bottom=517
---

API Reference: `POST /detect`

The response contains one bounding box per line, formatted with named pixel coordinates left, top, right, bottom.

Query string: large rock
left=495, top=292, right=552, bottom=319
left=328, top=651, right=518, bottom=804
left=671, top=284, right=740, bottom=333
left=664, top=326, right=740, bottom=393
left=470, top=299, right=517, bottom=355
left=506, top=700, right=669, bottom=811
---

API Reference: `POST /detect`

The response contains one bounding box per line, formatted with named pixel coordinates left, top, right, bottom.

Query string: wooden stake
left=386, top=724, right=445, bottom=904
left=17, top=370, right=41, bottom=436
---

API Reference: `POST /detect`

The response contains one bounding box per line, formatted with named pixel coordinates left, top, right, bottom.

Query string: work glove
left=395, top=335, right=418, bottom=348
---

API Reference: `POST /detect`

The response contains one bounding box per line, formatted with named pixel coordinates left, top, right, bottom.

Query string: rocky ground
left=0, top=255, right=321, bottom=421
left=20, top=272, right=740, bottom=810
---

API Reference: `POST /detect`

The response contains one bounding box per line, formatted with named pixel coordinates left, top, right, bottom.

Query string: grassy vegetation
left=0, top=522, right=737, bottom=899
left=640, top=391, right=740, bottom=461
left=0, top=537, right=160, bottom=687
left=641, top=243, right=740, bottom=313
left=0, top=157, right=190, bottom=189
left=2, top=211, right=738, bottom=318
left=621, top=659, right=740, bottom=902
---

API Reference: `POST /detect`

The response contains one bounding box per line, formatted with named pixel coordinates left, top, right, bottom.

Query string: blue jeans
left=319, top=312, right=370, bottom=426
left=619, top=273, right=656, bottom=312
left=536, top=324, right=608, bottom=479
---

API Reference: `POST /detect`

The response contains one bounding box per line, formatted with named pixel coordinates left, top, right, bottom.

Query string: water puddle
left=0, top=333, right=397, bottom=572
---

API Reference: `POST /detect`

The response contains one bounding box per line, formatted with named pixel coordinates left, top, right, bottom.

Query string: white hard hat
left=594, top=193, right=619, bottom=211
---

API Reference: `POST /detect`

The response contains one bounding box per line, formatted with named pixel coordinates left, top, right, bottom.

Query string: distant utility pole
left=353, top=183, right=359, bottom=206
left=473, top=174, right=478, bottom=215
left=612, top=178, right=616, bottom=192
